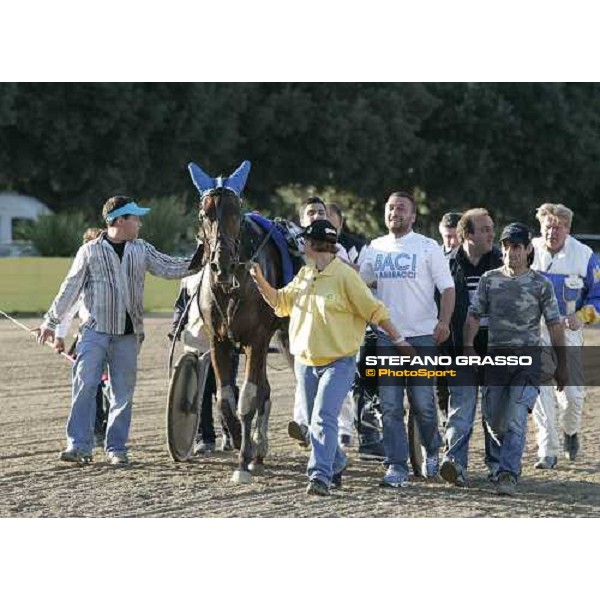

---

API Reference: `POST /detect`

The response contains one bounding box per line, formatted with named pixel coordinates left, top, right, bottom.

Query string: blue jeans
left=68, top=327, right=139, bottom=454
left=294, top=356, right=355, bottom=486
left=481, top=383, right=538, bottom=479
left=444, top=366, right=478, bottom=474
left=377, top=334, right=442, bottom=476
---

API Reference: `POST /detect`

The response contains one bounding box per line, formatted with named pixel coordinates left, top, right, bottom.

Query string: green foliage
left=137, top=195, right=196, bottom=254
left=418, top=83, right=600, bottom=230
left=2, top=83, right=600, bottom=236
left=21, top=212, right=88, bottom=257
left=274, top=184, right=383, bottom=238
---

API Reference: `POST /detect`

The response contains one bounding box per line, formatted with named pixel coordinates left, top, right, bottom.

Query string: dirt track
left=1, top=317, right=599, bottom=517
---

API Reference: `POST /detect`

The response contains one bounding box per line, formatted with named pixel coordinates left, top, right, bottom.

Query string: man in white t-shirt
left=359, top=191, right=455, bottom=487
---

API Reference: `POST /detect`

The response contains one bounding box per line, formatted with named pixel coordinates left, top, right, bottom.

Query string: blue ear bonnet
left=188, top=160, right=251, bottom=198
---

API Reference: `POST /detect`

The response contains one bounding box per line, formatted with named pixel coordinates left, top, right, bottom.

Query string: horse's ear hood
left=225, top=160, right=251, bottom=196
left=188, top=162, right=215, bottom=195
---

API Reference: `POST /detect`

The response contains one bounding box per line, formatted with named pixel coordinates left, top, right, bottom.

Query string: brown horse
left=196, top=187, right=289, bottom=483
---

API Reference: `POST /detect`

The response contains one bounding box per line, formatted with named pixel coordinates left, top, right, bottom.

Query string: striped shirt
left=43, top=233, right=191, bottom=335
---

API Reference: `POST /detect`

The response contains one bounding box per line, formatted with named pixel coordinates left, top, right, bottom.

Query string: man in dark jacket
left=439, top=208, right=503, bottom=486
left=436, top=212, right=462, bottom=419
left=439, top=211, right=462, bottom=256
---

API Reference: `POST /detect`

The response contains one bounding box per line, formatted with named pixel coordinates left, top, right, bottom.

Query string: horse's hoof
left=249, top=462, right=265, bottom=476
left=231, top=469, right=252, bottom=484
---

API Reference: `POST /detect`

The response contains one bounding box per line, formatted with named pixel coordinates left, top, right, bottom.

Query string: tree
left=2, top=82, right=599, bottom=235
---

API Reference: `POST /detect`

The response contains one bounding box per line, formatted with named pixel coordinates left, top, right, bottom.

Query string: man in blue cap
left=36, top=195, right=194, bottom=465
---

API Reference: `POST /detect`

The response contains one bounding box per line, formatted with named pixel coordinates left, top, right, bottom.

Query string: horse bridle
left=198, top=188, right=275, bottom=341
left=199, top=188, right=243, bottom=290
left=199, top=188, right=276, bottom=288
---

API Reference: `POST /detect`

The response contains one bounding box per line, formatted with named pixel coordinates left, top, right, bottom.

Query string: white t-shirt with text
left=359, top=231, right=454, bottom=338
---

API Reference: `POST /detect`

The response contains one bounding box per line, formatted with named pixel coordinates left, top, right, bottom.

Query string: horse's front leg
left=250, top=361, right=271, bottom=476
left=212, top=341, right=241, bottom=451
left=231, top=345, right=263, bottom=484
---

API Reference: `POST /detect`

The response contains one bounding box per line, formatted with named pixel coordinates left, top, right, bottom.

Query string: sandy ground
left=1, top=317, right=599, bottom=518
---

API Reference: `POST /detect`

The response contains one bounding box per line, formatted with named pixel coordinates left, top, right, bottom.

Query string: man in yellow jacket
left=250, top=219, right=412, bottom=496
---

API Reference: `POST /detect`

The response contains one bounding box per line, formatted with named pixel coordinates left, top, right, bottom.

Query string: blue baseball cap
left=105, top=201, right=151, bottom=223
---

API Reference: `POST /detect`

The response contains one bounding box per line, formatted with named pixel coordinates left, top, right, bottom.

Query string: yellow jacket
left=274, top=258, right=390, bottom=366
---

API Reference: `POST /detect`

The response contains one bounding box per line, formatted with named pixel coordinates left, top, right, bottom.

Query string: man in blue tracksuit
left=531, top=203, right=600, bottom=468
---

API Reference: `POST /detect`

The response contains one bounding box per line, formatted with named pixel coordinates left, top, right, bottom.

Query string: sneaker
left=288, top=420, right=309, bottom=446
left=194, top=439, right=216, bottom=455
left=331, top=468, right=345, bottom=489
left=339, top=434, right=352, bottom=448
left=306, top=479, right=330, bottom=496
left=380, top=465, right=409, bottom=489
left=564, top=433, right=579, bottom=461
left=440, top=460, right=460, bottom=485
left=534, top=456, right=558, bottom=470
left=221, top=434, right=234, bottom=451
left=425, top=454, right=440, bottom=479
left=58, top=447, right=92, bottom=464
left=106, top=451, right=129, bottom=466
left=496, top=472, right=517, bottom=496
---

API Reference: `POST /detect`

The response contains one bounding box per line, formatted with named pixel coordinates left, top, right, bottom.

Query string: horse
left=189, top=160, right=291, bottom=483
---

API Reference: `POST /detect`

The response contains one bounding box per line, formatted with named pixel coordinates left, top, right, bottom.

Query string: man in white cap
left=35, top=195, right=193, bottom=465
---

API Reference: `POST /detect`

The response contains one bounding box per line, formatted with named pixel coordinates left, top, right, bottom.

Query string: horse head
left=201, top=188, right=242, bottom=287
left=188, top=160, right=251, bottom=289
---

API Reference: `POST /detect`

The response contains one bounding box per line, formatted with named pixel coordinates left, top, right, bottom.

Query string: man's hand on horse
left=33, top=324, right=54, bottom=345
left=249, top=261, right=264, bottom=281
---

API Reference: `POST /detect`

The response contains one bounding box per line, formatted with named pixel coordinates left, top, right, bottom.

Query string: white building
left=0, top=193, right=52, bottom=253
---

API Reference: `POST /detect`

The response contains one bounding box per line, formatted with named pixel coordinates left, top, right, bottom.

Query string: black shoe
left=331, top=468, right=345, bottom=489
left=487, top=471, right=499, bottom=483
left=534, top=456, right=558, bottom=470
left=288, top=420, right=309, bottom=446
left=59, top=447, right=92, bottom=464
left=496, top=472, right=517, bottom=496
left=564, top=433, right=579, bottom=461
left=306, top=479, right=330, bottom=496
